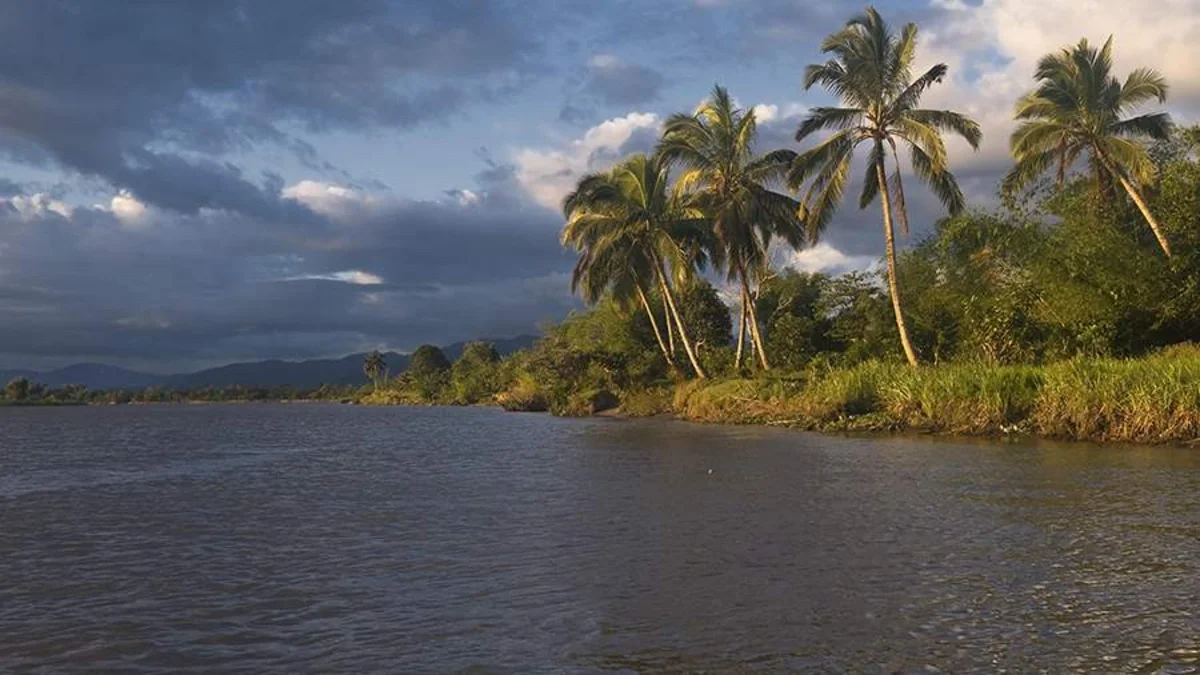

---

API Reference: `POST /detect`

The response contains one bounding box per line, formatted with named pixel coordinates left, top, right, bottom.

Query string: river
left=1, top=404, right=1198, bottom=673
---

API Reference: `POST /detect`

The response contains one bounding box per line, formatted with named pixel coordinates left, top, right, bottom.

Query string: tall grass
left=674, top=346, right=1200, bottom=444
left=1035, top=345, right=1200, bottom=443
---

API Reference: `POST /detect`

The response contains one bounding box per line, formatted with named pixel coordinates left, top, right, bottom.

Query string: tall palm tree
left=790, top=6, right=981, bottom=367
left=1004, top=37, right=1174, bottom=257
left=562, top=153, right=713, bottom=378
left=363, top=350, right=387, bottom=392
left=658, top=85, right=803, bottom=371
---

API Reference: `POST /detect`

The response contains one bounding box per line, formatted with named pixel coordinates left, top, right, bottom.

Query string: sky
left=1, top=0, right=1199, bottom=372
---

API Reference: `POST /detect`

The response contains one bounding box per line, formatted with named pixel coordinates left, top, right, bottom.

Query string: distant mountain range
left=0, top=335, right=537, bottom=390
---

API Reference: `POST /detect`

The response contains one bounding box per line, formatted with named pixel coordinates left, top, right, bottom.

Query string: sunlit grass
left=675, top=346, right=1200, bottom=444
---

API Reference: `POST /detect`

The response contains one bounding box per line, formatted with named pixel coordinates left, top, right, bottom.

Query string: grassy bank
left=669, top=345, right=1200, bottom=445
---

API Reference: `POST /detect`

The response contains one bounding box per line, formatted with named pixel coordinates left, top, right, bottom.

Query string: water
left=1, top=404, right=1198, bottom=673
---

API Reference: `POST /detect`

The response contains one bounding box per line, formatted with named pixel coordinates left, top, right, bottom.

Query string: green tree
left=675, top=279, right=733, bottom=359
left=791, top=6, right=981, bottom=366
left=757, top=270, right=835, bottom=371
left=4, top=376, right=31, bottom=401
left=450, top=341, right=501, bottom=404
left=407, top=345, right=451, bottom=399
left=562, top=153, right=713, bottom=378
left=658, top=85, right=803, bottom=371
left=1004, top=36, right=1174, bottom=256
left=363, top=349, right=387, bottom=392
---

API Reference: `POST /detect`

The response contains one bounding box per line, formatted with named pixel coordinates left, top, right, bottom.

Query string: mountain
left=2, top=335, right=538, bottom=390
left=0, top=363, right=163, bottom=390
left=162, top=352, right=409, bottom=389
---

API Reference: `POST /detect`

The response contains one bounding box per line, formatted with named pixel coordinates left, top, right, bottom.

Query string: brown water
left=1, top=404, right=1198, bottom=673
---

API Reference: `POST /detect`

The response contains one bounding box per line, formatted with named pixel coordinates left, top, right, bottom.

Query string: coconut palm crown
left=1003, top=36, right=1174, bottom=256
left=561, top=153, right=714, bottom=378
left=657, top=85, right=803, bottom=370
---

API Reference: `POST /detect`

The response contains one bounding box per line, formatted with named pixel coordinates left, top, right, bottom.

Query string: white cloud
left=752, top=102, right=807, bottom=125
left=281, top=180, right=385, bottom=220
left=786, top=243, right=878, bottom=275
left=284, top=270, right=384, bottom=285
left=7, top=193, right=73, bottom=220
left=514, top=111, right=660, bottom=210
left=106, top=191, right=156, bottom=228
left=454, top=189, right=480, bottom=207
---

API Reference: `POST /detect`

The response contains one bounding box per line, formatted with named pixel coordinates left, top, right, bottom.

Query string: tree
left=4, top=377, right=30, bottom=401
left=562, top=153, right=714, bottom=378
left=659, top=85, right=803, bottom=371
left=791, top=6, right=981, bottom=366
left=408, top=344, right=451, bottom=399
left=450, top=341, right=501, bottom=404
left=757, top=270, right=835, bottom=371
left=363, top=350, right=387, bottom=392
left=1004, top=37, right=1174, bottom=257
left=675, top=279, right=733, bottom=358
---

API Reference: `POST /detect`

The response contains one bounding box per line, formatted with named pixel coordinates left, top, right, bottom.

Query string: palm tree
left=658, top=85, right=803, bottom=371
left=363, top=350, right=386, bottom=392
left=790, top=6, right=981, bottom=367
left=562, top=153, right=713, bottom=378
left=1004, top=37, right=1174, bottom=257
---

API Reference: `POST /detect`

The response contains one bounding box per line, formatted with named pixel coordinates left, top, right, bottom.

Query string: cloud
left=583, top=54, right=666, bottom=106
left=514, top=111, right=661, bottom=210
left=784, top=243, right=878, bottom=275
left=0, top=176, right=574, bottom=370
left=0, top=1, right=547, bottom=217
left=284, top=270, right=385, bottom=286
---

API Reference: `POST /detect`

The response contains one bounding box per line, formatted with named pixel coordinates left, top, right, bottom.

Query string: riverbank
left=659, top=350, right=1199, bottom=445
left=466, top=345, right=1199, bottom=446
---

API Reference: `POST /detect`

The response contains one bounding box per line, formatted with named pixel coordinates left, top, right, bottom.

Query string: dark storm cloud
left=0, top=0, right=543, bottom=214
left=0, top=184, right=574, bottom=369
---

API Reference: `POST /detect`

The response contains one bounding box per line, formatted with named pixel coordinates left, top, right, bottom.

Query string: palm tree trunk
left=1116, top=173, right=1173, bottom=258
left=734, top=293, right=747, bottom=369
left=875, top=150, right=920, bottom=367
left=657, top=268, right=706, bottom=379
left=740, top=264, right=770, bottom=370
left=663, top=294, right=676, bottom=357
left=636, top=282, right=671, bottom=362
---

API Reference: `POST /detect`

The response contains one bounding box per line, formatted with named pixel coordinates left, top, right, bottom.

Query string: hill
left=0, top=335, right=537, bottom=390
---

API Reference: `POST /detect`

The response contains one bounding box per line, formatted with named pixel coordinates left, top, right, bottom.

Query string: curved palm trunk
left=739, top=266, right=770, bottom=370
left=635, top=281, right=671, bottom=363
left=1116, top=173, right=1173, bottom=258
left=657, top=270, right=707, bottom=379
left=875, top=150, right=920, bottom=367
left=1095, top=148, right=1172, bottom=257
left=734, top=295, right=747, bottom=369
left=663, top=294, right=676, bottom=357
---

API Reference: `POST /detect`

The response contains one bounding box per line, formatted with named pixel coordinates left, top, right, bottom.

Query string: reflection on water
left=1, top=404, right=1197, bottom=673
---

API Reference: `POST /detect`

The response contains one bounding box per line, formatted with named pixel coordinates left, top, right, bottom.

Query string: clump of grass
left=620, top=387, right=674, bottom=417
left=496, top=373, right=548, bottom=412
left=881, top=363, right=1043, bottom=434
left=799, top=360, right=899, bottom=421
left=673, top=378, right=801, bottom=424
left=1035, top=346, right=1200, bottom=442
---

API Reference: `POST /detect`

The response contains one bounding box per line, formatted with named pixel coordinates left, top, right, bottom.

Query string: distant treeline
left=0, top=377, right=361, bottom=406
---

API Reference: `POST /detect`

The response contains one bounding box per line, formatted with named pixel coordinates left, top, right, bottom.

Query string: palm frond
left=795, top=107, right=866, bottom=142
left=905, top=109, right=982, bottom=149
left=910, top=143, right=966, bottom=215
left=1110, top=112, right=1173, bottom=140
